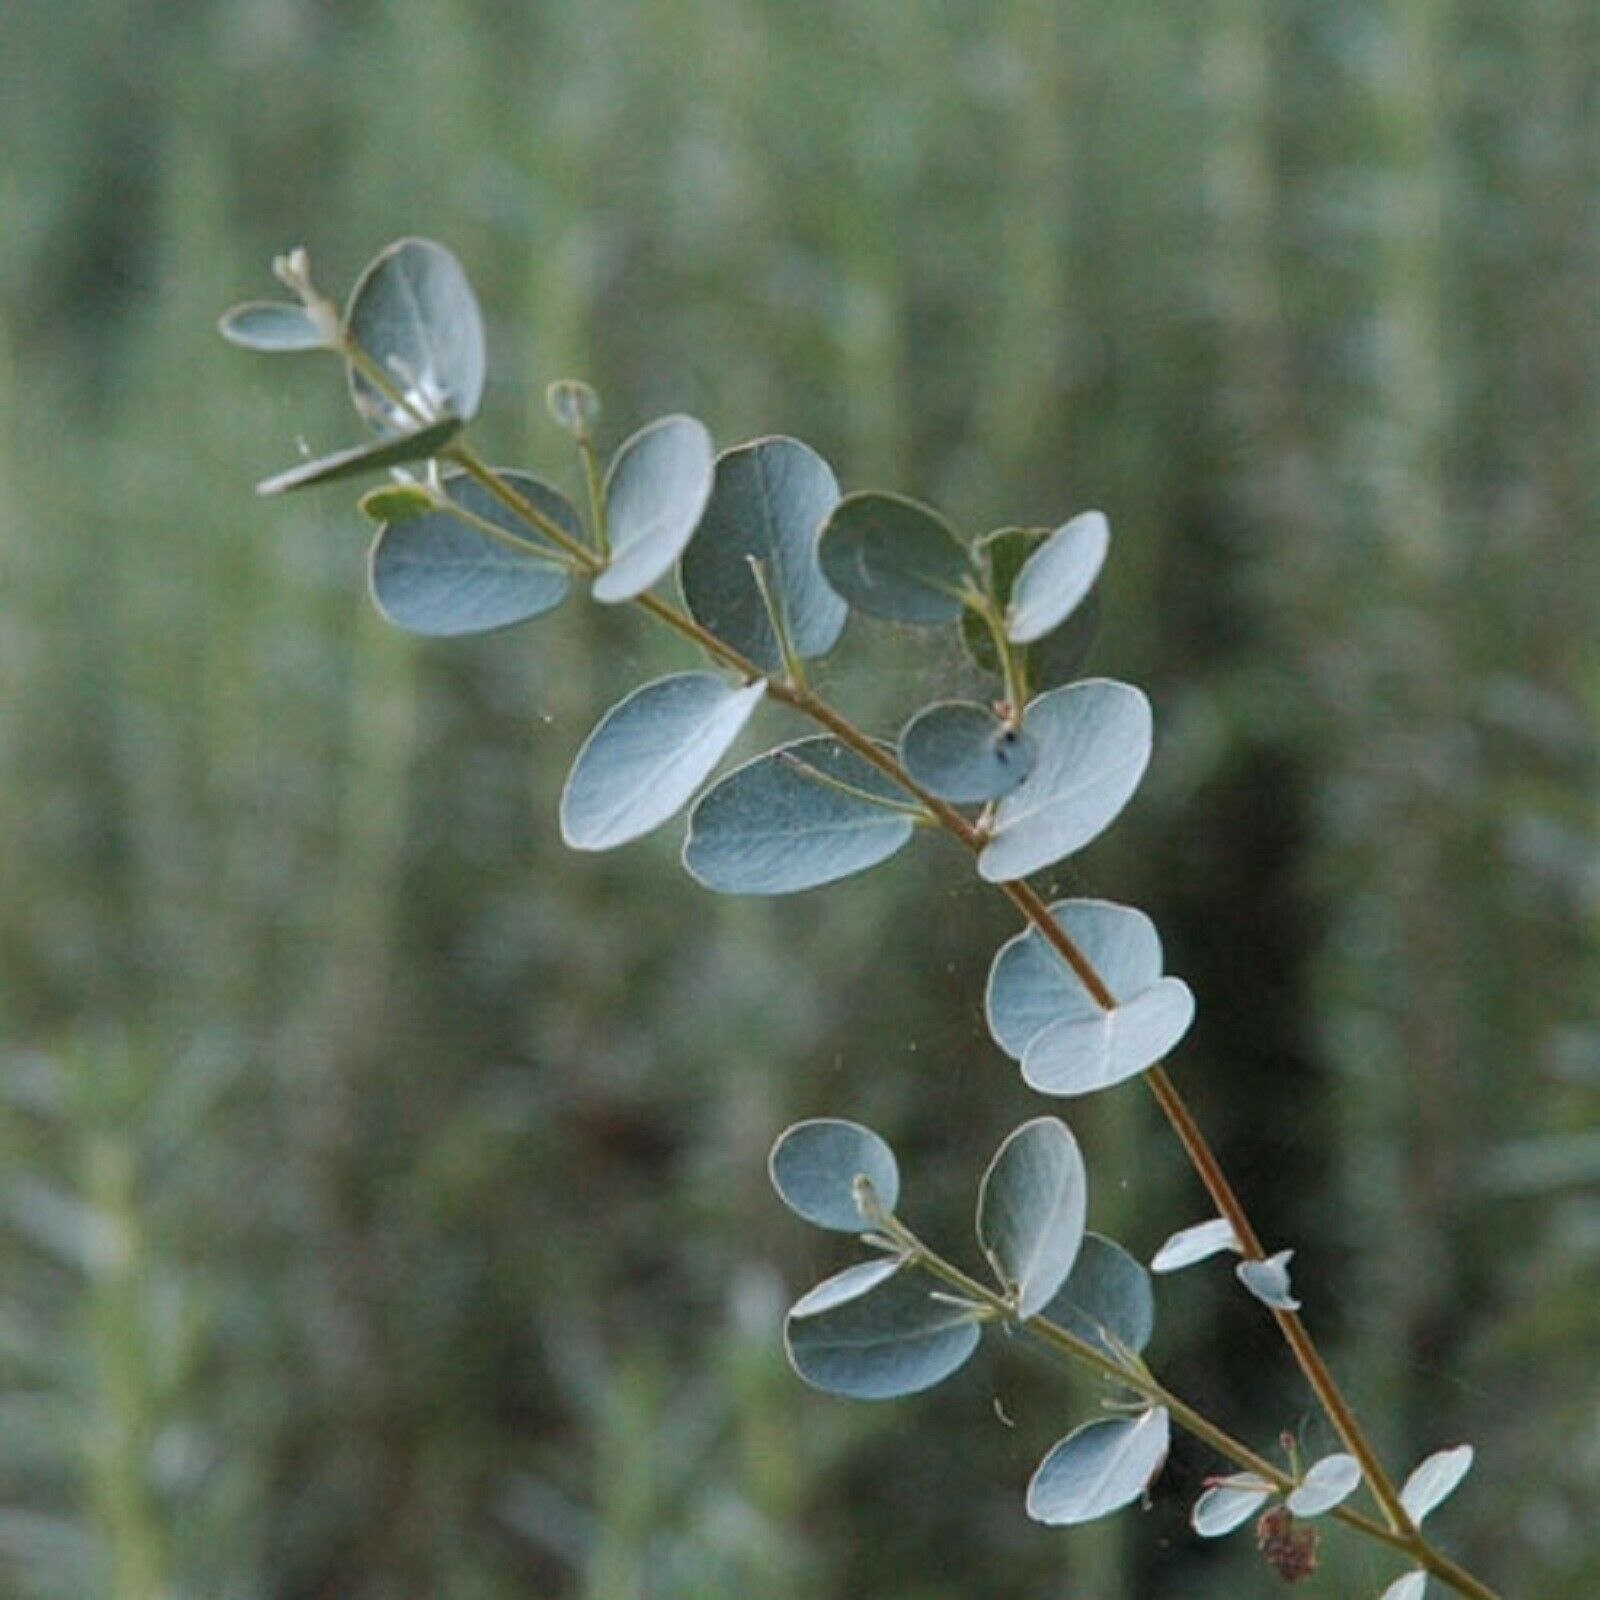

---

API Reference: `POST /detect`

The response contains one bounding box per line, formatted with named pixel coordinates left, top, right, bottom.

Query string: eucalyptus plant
left=221, top=238, right=1500, bottom=1600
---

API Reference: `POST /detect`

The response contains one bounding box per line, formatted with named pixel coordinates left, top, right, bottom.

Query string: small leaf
left=218, top=300, right=328, bottom=352
left=1150, top=1217, right=1241, bottom=1274
left=785, top=1262, right=984, bottom=1400
left=789, top=1257, right=901, bottom=1317
left=345, top=237, right=487, bottom=433
left=964, top=528, right=1102, bottom=690
left=1191, top=1475, right=1275, bottom=1537
left=900, top=701, right=1034, bottom=804
left=1006, top=511, right=1109, bottom=644
left=679, top=437, right=845, bottom=673
left=369, top=469, right=575, bottom=636
left=1026, top=1409, right=1170, bottom=1526
left=559, top=673, right=765, bottom=851
left=976, top=1118, right=1087, bottom=1319
left=978, top=680, right=1153, bottom=883
left=1039, top=1232, right=1155, bottom=1358
left=257, top=415, right=464, bottom=496
left=1287, top=1454, right=1362, bottom=1518
left=769, top=1119, right=900, bottom=1233
left=1379, top=1573, right=1428, bottom=1600
left=1398, top=1445, right=1473, bottom=1524
left=593, top=415, right=716, bottom=603
left=546, top=378, right=601, bottom=434
left=1236, top=1250, right=1301, bottom=1312
left=358, top=483, right=435, bottom=523
left=1021, top=978, right=1196, bottom=1097
left=986, top=899, right=1163, bottom=1060
left=683, top=736, right=916, bottom=895
left=817, top=491, right=972, bottom=624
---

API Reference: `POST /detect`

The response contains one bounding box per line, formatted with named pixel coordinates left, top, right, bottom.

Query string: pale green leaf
left=679, top=437, right=844, bottom=672
left=218, top=300, right=328, bottom=352
left=1150, top=1217, right=1240, bottom=1274
left=817, top=491, right=971, bottom=624
left=1287, top=1454, right=1361, bottom=1518
left=257, top=414, right=464, bottom=496
left=1236, top=1250, right=1301, bottom=1312
left=368, top=469, right=575, bottom=636
left=345, top=237, right=487, bottom=433
left=1039, top=1232, right=1155, bottom=1358
left=682, top=736, right=915, bottom=895
left=1192, top=1476, right=1275, bottom=1537
left=978, top=680, right=1153, bottom=883
left=975, top=1118, right=1087, bottom=1319
left=963, top=527, right=1101, bottom=690
left=1006, top=511, right=1109, bottom=644
left=593, top=415, right=715, bottom=602
left=559, top=673, right=765, bottom=850
left=785, top=1262, right=983, bottom=1400
left=1399, top=1446, right=1473, bottom=1524
left=900, top=701, right=1033, bottom=803
left=769, top=1119, right=900, bottom=1233
left=1379, top=1573, right=1428, bottom=1600
left=1026, top=1409, right=1171, bottom=1526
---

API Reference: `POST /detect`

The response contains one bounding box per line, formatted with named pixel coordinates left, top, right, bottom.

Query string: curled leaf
left=1236, top=1250, right=1301, bottom=1313
left=1150, top=1217, right=1241, bottom=1274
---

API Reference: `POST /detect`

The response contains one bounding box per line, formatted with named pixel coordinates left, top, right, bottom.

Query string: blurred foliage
left=0, top=1, right=1595, bottom=1596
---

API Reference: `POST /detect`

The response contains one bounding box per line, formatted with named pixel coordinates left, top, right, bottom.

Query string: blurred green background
left=1, top=2, right=1595, bottom=1596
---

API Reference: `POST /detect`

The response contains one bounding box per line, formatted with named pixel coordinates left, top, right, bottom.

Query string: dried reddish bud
left=1256, top=1504, right=1319, bottom=1584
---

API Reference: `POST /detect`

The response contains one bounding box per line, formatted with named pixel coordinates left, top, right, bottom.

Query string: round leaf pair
left=986, top=899, right=1164, bottom=1061
left=1020, top=977, right=1196, bottom=1097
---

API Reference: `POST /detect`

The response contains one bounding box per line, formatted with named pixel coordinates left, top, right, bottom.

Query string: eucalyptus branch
left=221, top=236, right=1499, bottom=1600
left=421, top=446, right=1483, bottom=1594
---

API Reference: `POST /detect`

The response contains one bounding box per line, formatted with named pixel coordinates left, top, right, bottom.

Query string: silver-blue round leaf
left=560, top=673, right=765, bottom=851
left=770, top=1119, right=900, bottom=1233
